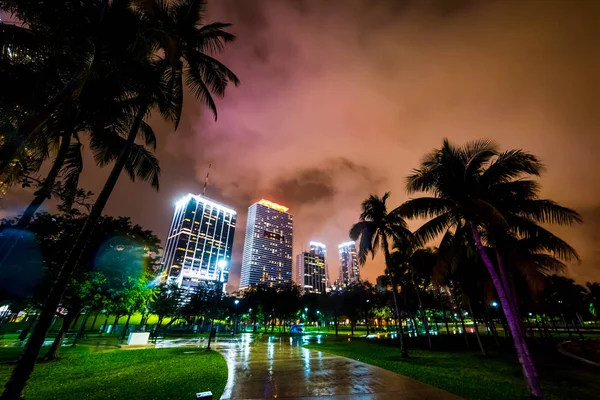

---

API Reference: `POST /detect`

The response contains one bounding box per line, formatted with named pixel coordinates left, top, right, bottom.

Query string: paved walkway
left=162, top=334, right=461, bottom=400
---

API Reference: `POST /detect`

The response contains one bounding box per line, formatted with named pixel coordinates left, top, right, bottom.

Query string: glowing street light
left=234, top=299, right=240, bottom=305
left=491, top=301, right=498, bottom=308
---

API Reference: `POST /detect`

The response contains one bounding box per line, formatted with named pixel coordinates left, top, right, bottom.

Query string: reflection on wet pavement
left=158, top=334, right=461, bottom=399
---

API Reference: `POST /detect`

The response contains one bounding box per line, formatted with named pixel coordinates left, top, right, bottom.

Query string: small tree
left=148, top=284, right=182, bottom=337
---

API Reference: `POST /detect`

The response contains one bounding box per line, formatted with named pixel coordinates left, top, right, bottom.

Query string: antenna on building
left=202, top=163, right=212, bottom=196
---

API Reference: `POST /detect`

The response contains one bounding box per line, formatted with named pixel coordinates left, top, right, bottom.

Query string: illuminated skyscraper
left=240, top=200, right=293, bottom=289
left=160, top=194, right=236, bottom=292
left=296, top=241, right=327, bottom=294
left=338, top=241, right=360, bottom=287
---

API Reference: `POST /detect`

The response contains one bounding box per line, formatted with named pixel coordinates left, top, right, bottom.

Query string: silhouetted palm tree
left=0, top=2, right=239, bottom=398
left=350, top=193, right=412, bottom=357
left=400, top=139, right=581, bottom=398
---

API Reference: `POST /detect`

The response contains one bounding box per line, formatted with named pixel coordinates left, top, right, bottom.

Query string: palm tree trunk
left=383, top=242, right=408, bottom=358
left=471, top=225, right=542, bottom=399
left=113, top=315, right=121, bottom=335
left=72, top=312, right=90, bottom=347
left=484, top=303, right=501, bottom=345
left=90, top=312, right=100, bottom=332
left=443, top=309, right=451, bottom=335
left=468, top=299, right=487, bottom=356
left=452, top=290, right=470, bottom=348
left=0, top=106, right=147, bottom=400
left=495, top=253, right=537, bottom=372
left=121, top=314, right=132, bottom=340
left=44, top=311, right=77, bottom=361
left=411, top=267, right=432, bottom=349
left=15, top=130, right=72, bottom=229
left=410, top=315, right=420, bottom=342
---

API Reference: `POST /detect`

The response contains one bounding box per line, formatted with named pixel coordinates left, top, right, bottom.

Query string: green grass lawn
left=0, top=346, right=227, bottom=400
left=305, top=338, right=600, bottom=400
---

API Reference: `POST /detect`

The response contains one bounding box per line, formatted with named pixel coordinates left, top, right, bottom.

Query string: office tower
left=160, top=193, right=236, bottom=293
left=296, top=242, right=327, bottom=294
left=309, top=241, right=326, bottom=258
left=338, top=241, right=360, bottom=287
left=240, top=200, right=293, bottom=289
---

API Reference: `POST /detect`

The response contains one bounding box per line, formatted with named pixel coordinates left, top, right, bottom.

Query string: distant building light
left=338, top=241, right=356, bottom=249
left=258, top=199, right=289, bottom=212
left=309, top=241, right=326, bottom=248
left=175, top=193, right=237, bottom=215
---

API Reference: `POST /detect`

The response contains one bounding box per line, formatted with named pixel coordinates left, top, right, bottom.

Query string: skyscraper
left=160, top=193, right=236, bottom=292
left=240, top=200, right=293, bottom=289
left=296, top=241, right=327, bottom=294
left=338, top=241, right=360, bottom=287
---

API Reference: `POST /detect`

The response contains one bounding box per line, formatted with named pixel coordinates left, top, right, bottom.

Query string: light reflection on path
left=157, top=334, right=461, bottom=399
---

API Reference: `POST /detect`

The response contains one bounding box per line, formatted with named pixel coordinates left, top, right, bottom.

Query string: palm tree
left=400, top=139, right=581, bottom=398
left=1, top=2, right=239, bottom=399
left=391, top=240, right=436, bottom=349
left=350, top=193, right=412, bottom=357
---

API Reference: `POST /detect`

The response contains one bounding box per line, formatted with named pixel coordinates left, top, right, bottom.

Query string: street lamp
left=304, top=307, right=308, bottom=312
left=234, top=299, right=240, bottom=305
left=491, top=301, right=498, bottom=308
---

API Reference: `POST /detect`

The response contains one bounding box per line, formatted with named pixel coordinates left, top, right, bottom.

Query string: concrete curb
left=557, top=340, right=600, bottom=367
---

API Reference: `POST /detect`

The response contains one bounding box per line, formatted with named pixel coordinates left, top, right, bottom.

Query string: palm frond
left=462, top=138, right=498, bottom=178
left=481, top=150, right=545, bottom=185
left=139, top=120, right=158, bottom=150
left=471, top=198, right=507, bottom=228
left=184, top=62, right=218, bottom=119
left=349, top=221, right=375, bottom=265
left=413, top=212, right=455, bottom=245
left=516, top=199, right=582, bottom=226
left=397, top=197, right=453, bottom=219
left=507, top=215, right=580, bottom=261
left=123, top=143, right=161, bottom=190
left=195, top=22, right=237, bottom=54
left=60, top=139, right=84, bottom=205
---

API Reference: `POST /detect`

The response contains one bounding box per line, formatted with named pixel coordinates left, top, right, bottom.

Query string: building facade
left=296, top=242, right=327, bottom=294
left=240, top=200, right=293, bottom=289
left=338, top=241, right=360, bottom=287
left=160, top=194, right=236, bottom=292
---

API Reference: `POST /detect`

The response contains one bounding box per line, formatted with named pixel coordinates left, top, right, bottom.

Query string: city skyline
left=1, top=0, right=597, bottom=289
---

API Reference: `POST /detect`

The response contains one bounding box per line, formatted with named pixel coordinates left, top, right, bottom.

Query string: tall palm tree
left=350, top=193, right=412, bottom=357
left=400, top=139, right=581, bottom=398
left=1, top=2, right=239, bottom=399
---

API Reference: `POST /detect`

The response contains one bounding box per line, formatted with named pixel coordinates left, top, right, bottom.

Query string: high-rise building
left=309, top=241, right=326, bottom=258
left=338, top=241, right=360, bottom=287
left=160, top=193, right=236, bottom=293
left=240, top=200, right=293, bottom=289
left=296, top=242, right=327, bottom=294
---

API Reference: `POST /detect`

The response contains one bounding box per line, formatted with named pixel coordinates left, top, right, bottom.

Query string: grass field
left=0, top=346, right=227, bottom=400
left=305, top=337, right=600, bottom=400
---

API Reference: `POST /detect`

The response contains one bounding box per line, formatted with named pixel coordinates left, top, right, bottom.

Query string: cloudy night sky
left=1, top=0, right=599, bottom=291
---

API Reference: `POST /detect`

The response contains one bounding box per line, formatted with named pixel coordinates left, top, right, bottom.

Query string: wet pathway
left=158, top=334, right=461, bottom=400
